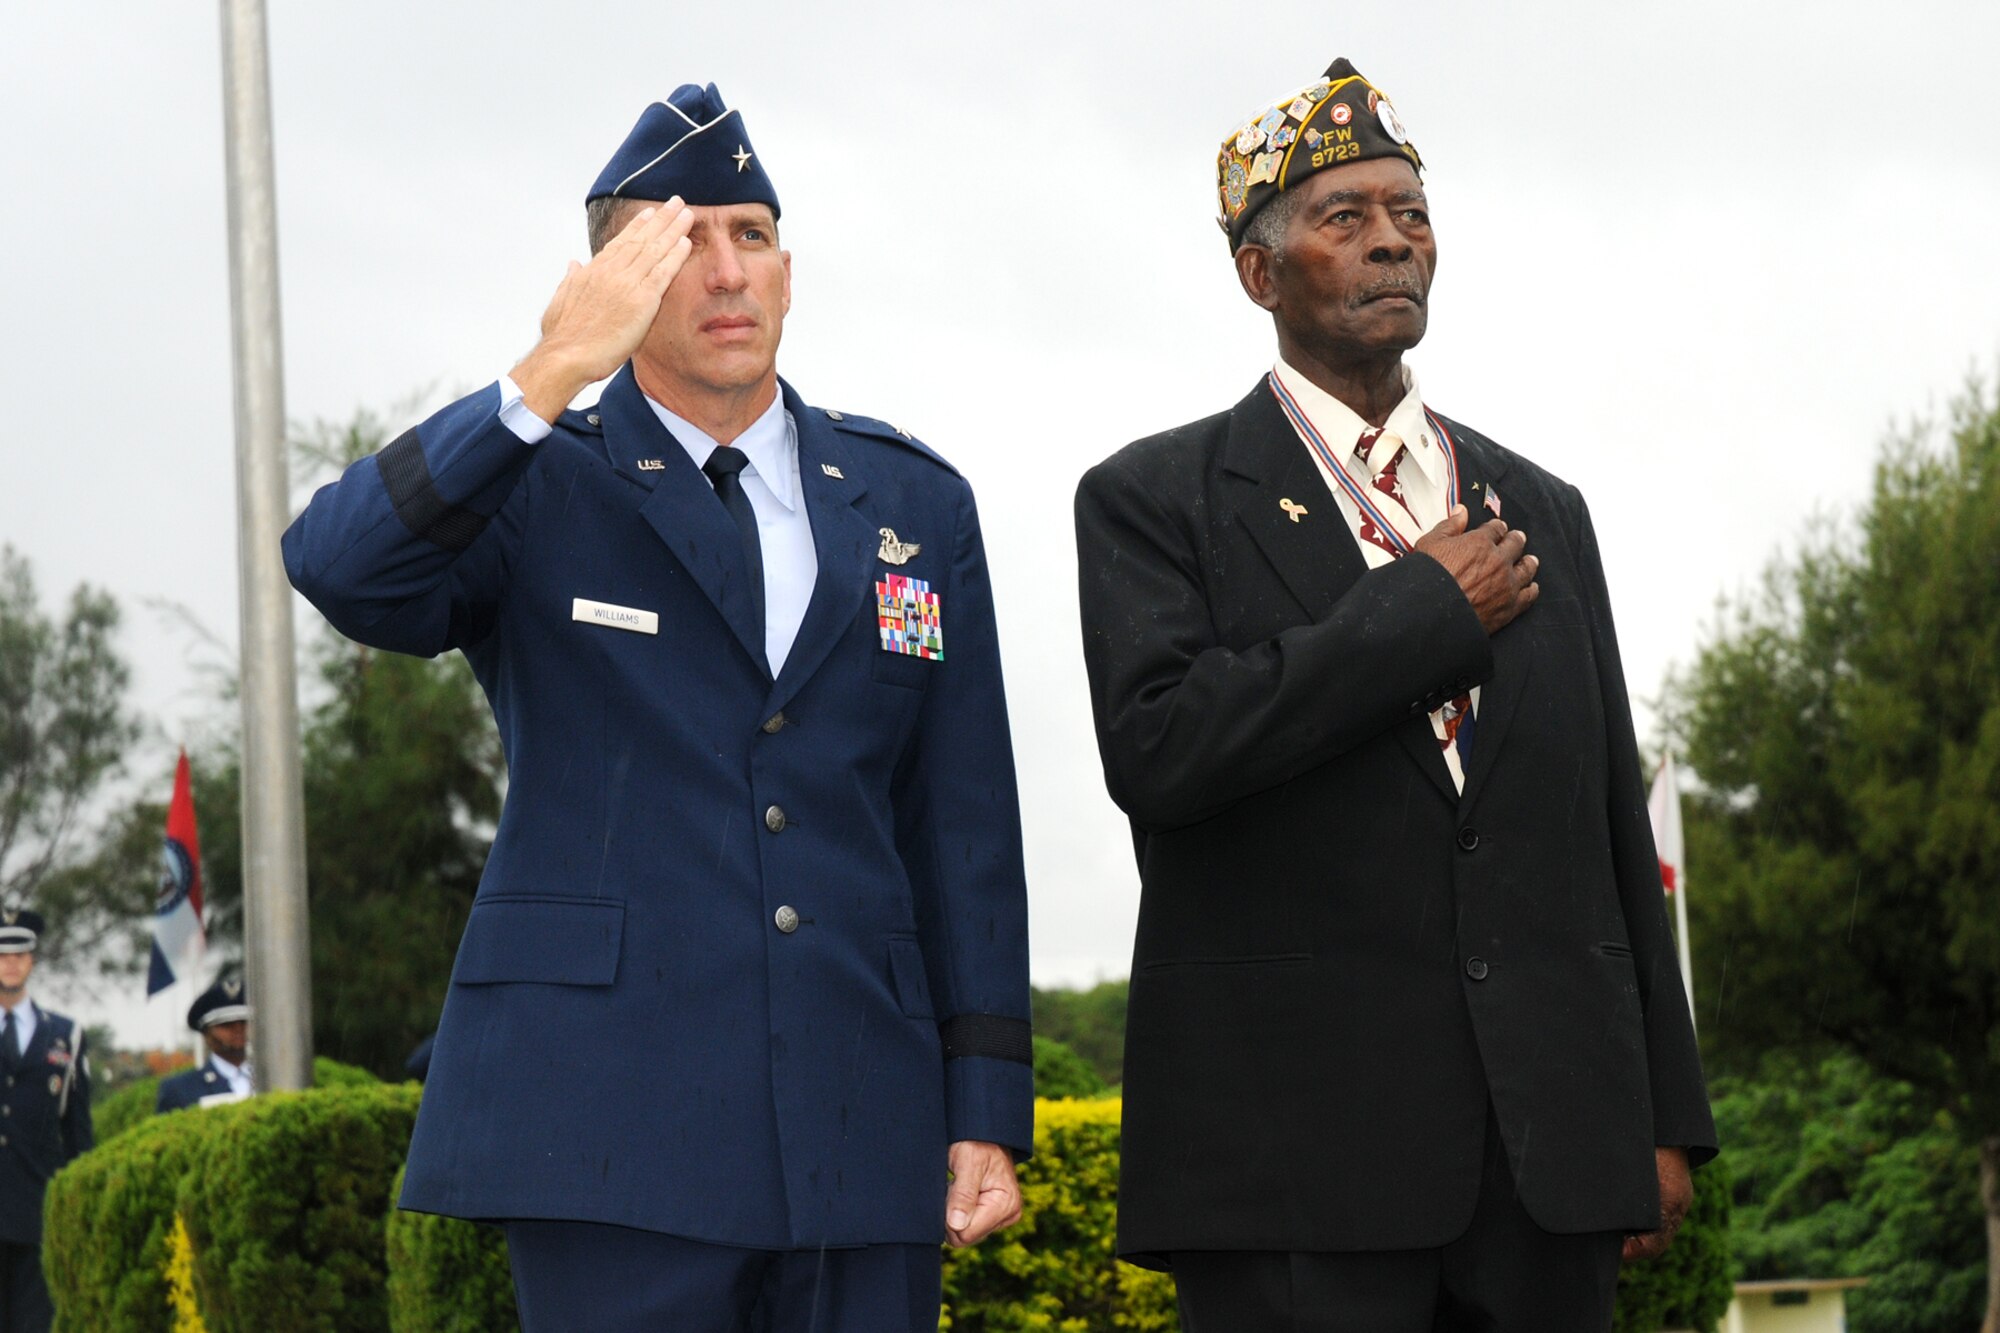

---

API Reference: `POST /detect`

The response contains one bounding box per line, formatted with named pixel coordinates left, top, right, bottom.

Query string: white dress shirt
left=209, top=1053, right=254, bottom=1099
left=1273, top=357, right=1480, bottom=791
left=494, top=376, right=819, bottom=675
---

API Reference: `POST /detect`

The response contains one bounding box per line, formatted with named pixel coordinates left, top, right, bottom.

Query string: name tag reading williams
left=572, top=598, right=660, bottom=635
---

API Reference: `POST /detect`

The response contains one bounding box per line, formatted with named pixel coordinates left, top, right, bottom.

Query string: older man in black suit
left=1073, top=59, right=1716, bottom=1330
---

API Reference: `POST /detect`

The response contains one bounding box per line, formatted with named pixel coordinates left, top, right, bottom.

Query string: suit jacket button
left=774, top=906, right=800, bottom=934
left=764, top=805, right=788, bottom=833
left=761, top=712, right=787, bottom=735
left=1457, top=826, right=1479, bottom=851
left=1465, top=957, right=1489, bottom=980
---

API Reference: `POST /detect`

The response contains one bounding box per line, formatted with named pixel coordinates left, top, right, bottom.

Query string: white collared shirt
left=1, top=1000, right=36, bottom=1057
left=209, top=1053, right=254, bottom=1098
left=494, top=376, right=819, bottom=675
left=1273, top=357, right=1481, bottom=790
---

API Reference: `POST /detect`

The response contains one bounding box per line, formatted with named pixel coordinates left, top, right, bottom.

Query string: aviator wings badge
left=877, top=528, right=921, bottom=565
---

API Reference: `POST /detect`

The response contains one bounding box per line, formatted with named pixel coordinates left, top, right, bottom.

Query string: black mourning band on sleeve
left=938, top=1014, right=1033, bottom=1065
left=378, top=430, right=491, bottom=554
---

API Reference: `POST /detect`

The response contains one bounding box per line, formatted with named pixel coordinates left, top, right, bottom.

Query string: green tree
left=0, top=546, right=141, bottom=968
left=1713, top=1050, right=1983, bottom=1333
left=1031, top=979, right=1129, bottom=1088
left=1672, top=375, right=2000, bottom=1328
left=1032, top=1035, right=1106, bottom=1100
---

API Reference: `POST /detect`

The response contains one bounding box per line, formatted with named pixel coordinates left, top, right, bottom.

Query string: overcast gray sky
left=6, top=1, right=1998, bottom=1043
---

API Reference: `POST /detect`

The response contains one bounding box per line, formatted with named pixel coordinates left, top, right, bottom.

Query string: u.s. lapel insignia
left=1279, top=498, right=1309, bottom=523
left=821, top=463, right=845, bottom=479
left=877, top=528, right=921, bottom=564
left=1482, top=483, right=1503, bottom=519
left=636, top=458, right=665, bottom=472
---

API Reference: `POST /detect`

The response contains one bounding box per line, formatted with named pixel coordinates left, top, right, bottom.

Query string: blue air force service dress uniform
left=155, top=979, right=253, bottom=1113
left=282, top=84, right=1034, bottom=1272
left=0, top=912, right=92, bottom=1333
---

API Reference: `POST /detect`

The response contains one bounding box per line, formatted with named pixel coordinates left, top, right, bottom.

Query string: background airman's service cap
left=1217, top=57, right=1423, bottom=250
left=0, top=908, right=43, bottom=955
left=189, top=976, right=251, bottom=1031
left=587, top=82, right=781, bottom=218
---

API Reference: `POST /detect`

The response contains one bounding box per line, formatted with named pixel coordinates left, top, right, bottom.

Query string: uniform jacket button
left=774, top=906, right=800, bottom=934
left=761, top=712, right=787, bottom=735
left=764, top=805, right=788, bottom=833
left=1456, top=826, right=1479, bottom=851
left=1465, top=957, right=1489, bottom=980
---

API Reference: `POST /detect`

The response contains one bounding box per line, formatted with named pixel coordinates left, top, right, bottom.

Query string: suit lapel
left=764, top=383, right=876, bottom=715
left=1222, top=380, right=1368, bottom=623
left=1225, top=380, right=1459, bottom=800
left=599, top=368, right=770, bottom=677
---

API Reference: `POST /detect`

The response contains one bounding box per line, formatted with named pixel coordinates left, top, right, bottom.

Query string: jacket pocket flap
left=454, top=897, right=624, bottom=986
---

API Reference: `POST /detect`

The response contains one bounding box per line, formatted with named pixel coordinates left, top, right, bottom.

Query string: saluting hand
left=511, top=200, right=697, bottom=422
left=1413, top=505, right=1540, bottom=634
left=944, top=1140, right=1023, bottom=1248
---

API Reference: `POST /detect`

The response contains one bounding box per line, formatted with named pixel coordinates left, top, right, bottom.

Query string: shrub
left=44, top=1105, right=219, bottom=1332
left=942, top=1097, right=1177, bottom=1331
left=383, top=1166, right=517, bottom=1333
left=1033, top=1037, right=1106, bottom=1101
left=94, top=1075, right=164, bottom=1143
left=177, top=1083, right=419, bottom=1332
left=1614, top=1155, right=1735, bottom=1333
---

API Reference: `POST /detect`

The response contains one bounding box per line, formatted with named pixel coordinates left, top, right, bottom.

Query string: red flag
left=149, top=750, right=207, bottom=994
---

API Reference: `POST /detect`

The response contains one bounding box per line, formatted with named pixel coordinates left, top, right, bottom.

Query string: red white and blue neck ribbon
left=1266, top=370, right=1460, bottom=557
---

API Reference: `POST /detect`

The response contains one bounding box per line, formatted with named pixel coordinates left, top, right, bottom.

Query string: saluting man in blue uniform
left=154, top=978, right=254, bottom=1113
left=284, top=83, right=1033, bottom=1332
left=0, top=909, right=92, bottom=1333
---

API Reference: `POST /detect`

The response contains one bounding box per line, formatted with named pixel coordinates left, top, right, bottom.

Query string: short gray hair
left=1239, top=187, right=1306, bottom=256
left=586, top=196, right=643, bottom=255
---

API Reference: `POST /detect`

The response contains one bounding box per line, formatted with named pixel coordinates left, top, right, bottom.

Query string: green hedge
left=943, top=1098, right=1178, bottom=1331
left=383, top=1166, right=517, bottom=1333
left=178, top=1084, right=419, bottom=1331
left=45, top=1105, right=220, bottom=1332
left=51, top=1082, right=1730, bottom=1332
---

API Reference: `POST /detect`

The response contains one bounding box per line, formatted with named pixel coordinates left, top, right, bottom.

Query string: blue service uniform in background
left=154, top=1058, right=248, bottom=1113
left=0, top=1006, right=91, bottom=1333
left=283, top=366, right=1034, bottom=1251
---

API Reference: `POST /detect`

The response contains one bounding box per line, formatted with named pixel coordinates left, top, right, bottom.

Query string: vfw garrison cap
left=1218, top=57, right=1424, bottom=249
left=189, top=975, right=251, bottom=1031
left=0, top=907, right=44, bottom=954
left=587, top=82, right=781, bottom=218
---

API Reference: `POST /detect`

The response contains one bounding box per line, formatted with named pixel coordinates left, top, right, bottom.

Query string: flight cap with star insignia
left=1217, top=57, right=1423, bottom=250
left=188, top=975, right=252, bottom=1031
left=587, top=83, right=781, bottom=219
left=0, top=907, right=43, bottom=954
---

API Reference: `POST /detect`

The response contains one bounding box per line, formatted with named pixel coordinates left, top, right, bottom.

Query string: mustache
left=1353, top=274, right=1427, bottom=305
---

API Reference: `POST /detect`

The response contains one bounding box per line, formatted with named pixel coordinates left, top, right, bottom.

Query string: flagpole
left=219, top=0, right=313, bottom=1092
left=1674, top=848, right=1695, bottom=1032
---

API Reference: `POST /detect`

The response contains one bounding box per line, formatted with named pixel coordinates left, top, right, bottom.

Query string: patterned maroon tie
left=1354, top=429, right=1474, bottom=764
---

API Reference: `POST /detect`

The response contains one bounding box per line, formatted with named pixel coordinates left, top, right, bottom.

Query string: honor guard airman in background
left=1074, top=59, right=1716, bottom=1330
left=0, top=910, right=92, bottom=1333
left=284, top=81, right=1033, bottom=1332
left=155, top=977, right=254, bottom=1113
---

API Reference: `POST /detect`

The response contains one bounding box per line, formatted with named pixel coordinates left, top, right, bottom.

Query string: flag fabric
left=148, top=750, right=206, bottom=995
left=1647, top=754, right=1684, bottom=896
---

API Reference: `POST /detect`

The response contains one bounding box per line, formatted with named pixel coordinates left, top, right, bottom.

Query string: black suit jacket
left=1074, top=379, right=1715, bottom=1265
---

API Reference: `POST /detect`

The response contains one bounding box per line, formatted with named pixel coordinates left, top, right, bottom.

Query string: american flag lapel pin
left=1482, top=483, right=1502, bottom=519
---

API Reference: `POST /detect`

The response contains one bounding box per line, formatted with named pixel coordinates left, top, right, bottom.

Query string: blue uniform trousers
left=506, top=1221, right=940, bottom=1333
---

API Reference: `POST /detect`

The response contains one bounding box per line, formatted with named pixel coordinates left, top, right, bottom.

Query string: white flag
left=1647, top=754, right=1684, bottom=896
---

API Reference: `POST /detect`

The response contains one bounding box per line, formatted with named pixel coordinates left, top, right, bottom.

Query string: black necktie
left=2, top=1010, right=16, bottom=1066
left=701, top=447, right=767, bottom=670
